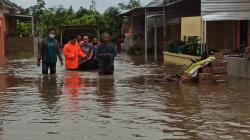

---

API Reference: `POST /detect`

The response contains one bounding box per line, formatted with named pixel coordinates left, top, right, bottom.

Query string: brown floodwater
left=0, top=54, right=250, bottom=140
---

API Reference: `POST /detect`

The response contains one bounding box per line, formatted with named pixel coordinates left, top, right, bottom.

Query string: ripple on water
left=0, top=56, right=249, bottom=140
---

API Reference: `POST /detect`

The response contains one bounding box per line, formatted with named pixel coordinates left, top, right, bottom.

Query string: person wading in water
left=80, top=36, right=94, bottom=61
left=37, top=28, right=64, bottom=75
left=96, top=33, right=117, bottom=75
left=63, top=36, right=87, bottom=70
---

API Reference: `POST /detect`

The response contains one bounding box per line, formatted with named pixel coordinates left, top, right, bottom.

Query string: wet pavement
left=0, top=54, right=250, bottom=140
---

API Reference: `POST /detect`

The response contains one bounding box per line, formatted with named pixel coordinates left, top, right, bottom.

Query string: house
left=0, top=0, right=35, bottom=57
left=121, top=0, right=164, bottom=57
left=122, top=0, right=250, bottom=79
left=163, top=0, right=250, bottom=79
left=121, top=0, right=191, bottom=61
left=164, top=0, right=250, bottom=53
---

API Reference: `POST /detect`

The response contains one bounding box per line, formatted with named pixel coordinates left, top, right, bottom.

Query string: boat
left=183, top=56, right=216, bottom=78
left=78, top=59, right=98, bottom=71
left=164, top=56, right=216, bottom=81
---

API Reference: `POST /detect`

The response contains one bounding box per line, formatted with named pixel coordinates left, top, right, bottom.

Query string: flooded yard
left=0, top=54, right=250, bottom=140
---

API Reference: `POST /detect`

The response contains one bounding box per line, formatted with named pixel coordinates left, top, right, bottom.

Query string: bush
left=165, top=40, right=184, bottom=53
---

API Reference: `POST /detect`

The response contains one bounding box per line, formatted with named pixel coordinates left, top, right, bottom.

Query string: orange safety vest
left=63, top=42, right=86, bottom=70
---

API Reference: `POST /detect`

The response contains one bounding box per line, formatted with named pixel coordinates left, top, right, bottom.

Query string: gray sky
left=12, top=0, right=151, bottom=12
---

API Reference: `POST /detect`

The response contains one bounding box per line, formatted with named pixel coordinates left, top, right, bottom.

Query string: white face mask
left=49, top=34, right=56, bottom=39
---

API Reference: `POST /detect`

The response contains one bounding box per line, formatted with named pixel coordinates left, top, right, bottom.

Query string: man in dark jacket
left=37, top=28, right=64, bottom=74
left=96, top=33, right=116, bottom=75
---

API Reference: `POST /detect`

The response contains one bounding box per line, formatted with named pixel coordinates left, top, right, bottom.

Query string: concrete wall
left=5, top=37, right=34, bottom=56
left=0, top=5, right=8, bottom=56
left=225, top=56, right=250, bottom=79
left=181, top=16, right=201, bottom=41
left=163, top=52, right=200, bottom=66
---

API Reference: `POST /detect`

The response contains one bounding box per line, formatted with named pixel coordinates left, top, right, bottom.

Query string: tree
left=30, top=0, right=46, bottom=20
left=103, top=7, right=121, bottom=39
left=90, top=0, right=96, bottom=11
left=118, top=0, right=141, bottom=10
left=103, top=7, right=122, bottom=41
left=17, top=0, right=124, bottom=41
left=76, top=6, right=90, bottom=18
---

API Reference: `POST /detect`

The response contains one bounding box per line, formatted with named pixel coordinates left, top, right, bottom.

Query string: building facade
left=0, top=0, right=35, bottom=57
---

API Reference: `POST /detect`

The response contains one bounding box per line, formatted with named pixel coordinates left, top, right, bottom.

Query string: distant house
left=121, top=0, right=164, bottom=53
left=0, top=0, right=35, bottom=57
left=163, top=0, right=250, bottom=79
left=122, top=0, right=250, bottom=79
left=120, top=0, right=182, bottom=56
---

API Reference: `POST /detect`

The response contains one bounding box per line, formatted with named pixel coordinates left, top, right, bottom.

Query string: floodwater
left=0, top=54, right=250, bottom=140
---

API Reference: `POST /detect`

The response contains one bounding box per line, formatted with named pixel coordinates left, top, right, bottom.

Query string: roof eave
left=120, top=6, right=163, bottom=16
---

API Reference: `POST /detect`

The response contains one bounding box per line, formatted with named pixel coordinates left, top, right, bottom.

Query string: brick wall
left=5, top=36, right=34, bottom=56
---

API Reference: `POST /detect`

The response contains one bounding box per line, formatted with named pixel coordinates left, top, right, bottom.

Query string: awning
left=201, top=0, right=250, bottom=21
left=4, top=13, right=33, bottom=23
left=120, top=7, right=163, bottom=16
left=165, top=0, right=200, bottom=18
left=60, top=25, right=99, bottom=35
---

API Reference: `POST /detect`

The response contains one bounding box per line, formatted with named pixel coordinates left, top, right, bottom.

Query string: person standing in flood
left=77, top=35, right=83, bottom=45
left=96, top=33, right=117, bottom=75
left=63, top=36, right=87, bottom=70
left=92, top=37, right=99, bottom=59
left=80, top=36, right=94, bottom=60
left=37, top=28, right=64, bottom=75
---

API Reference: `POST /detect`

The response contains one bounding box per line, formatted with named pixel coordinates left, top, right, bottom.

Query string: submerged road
left=0, top=54, right=250, bottom=139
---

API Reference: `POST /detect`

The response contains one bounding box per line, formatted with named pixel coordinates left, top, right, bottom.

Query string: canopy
left=59, top=25, right=100, bottom=45
left=201, top=0, right=250, bottom=21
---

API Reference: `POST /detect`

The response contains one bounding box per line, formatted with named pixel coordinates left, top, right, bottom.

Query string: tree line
left=17, top=0, right=141, bottom=41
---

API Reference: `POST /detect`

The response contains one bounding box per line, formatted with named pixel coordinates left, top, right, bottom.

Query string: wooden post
left=248, top=20, right=250, bottom=48
left=0, top=17, right=5, bottom=56
left=233, top=21, right=240, bottom=51
left=163, top=0, right=167, bottom=51
left=130, top=16, right=133, bottom=47
left=154, top=23, right=157, bottom=62
left=145, top=10, right=148, bottom=62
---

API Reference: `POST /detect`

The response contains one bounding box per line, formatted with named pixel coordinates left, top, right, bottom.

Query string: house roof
left=146, top=0, right=163, bottom=7
left=120, top=0, right=184, bottom=16
left=120, top=7, right=163, bottom=16
left=1, top=0, right=21, bottom=12
left=146, top=0, right=183, bottom=7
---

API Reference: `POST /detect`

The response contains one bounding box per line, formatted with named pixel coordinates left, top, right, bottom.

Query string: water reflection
left=0, top=55, right=250, bottom=139
left=38, top=75, right=62, bottom=109
left=64, top=71, right=85, bottom=95
left=63, top=71, right=86, bottom=114
left=97, top=75, right=115, bottom=111
left=0, top=57, right=8, bottom=92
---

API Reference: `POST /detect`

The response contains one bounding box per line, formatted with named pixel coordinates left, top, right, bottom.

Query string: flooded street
left=0, top=54, right=250, bottom=140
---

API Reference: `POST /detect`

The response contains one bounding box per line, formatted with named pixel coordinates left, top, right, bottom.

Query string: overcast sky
left=12, top=0, right=151, bottom=12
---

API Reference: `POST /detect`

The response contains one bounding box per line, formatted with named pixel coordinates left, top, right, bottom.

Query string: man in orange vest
left=63, top=36, right=87, bottom=70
